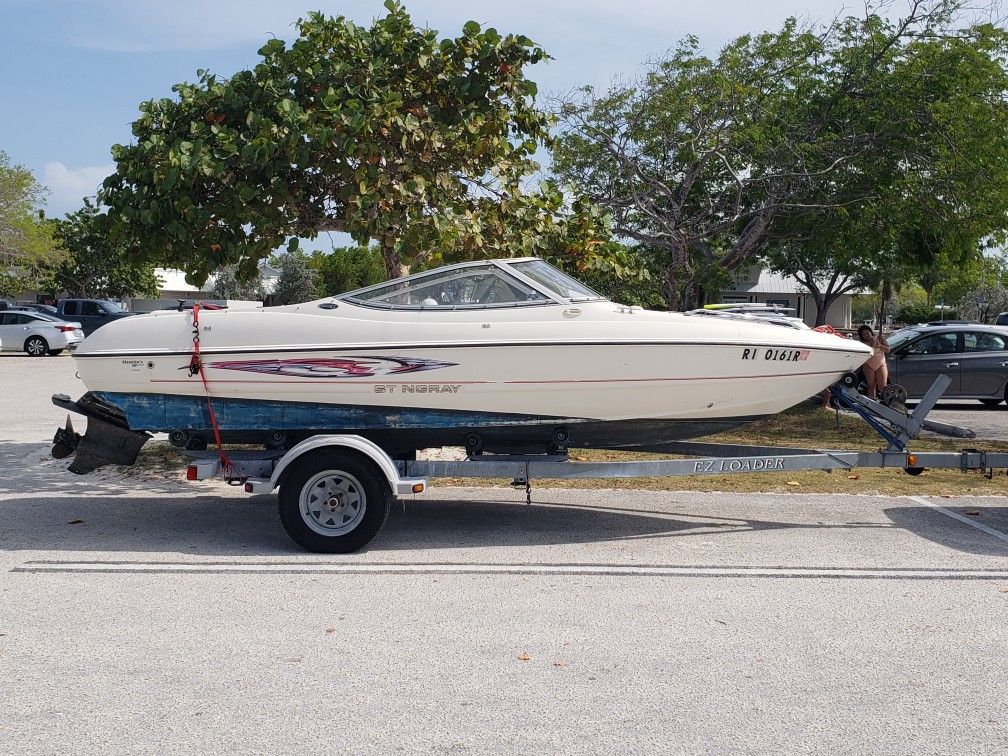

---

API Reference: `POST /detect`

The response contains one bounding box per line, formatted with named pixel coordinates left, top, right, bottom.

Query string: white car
left=0, top=309, right=85, bottom=356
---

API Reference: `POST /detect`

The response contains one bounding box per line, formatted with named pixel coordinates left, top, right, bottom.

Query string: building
left=717, top=266, right=853, bottom=328
left=126, top=263, right=279, bottom=312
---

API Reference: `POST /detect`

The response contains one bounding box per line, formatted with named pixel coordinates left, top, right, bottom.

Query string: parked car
left=0, top=299, right=13, bottom=311
left=885, top=322, right=1008, bottom=405
left=0, top=310, right=85, bottom=356
left=55, top=298, right=134, bottom=336
left=995, top=312, right=1008, bottom=326
left=20, top=303, right=59, bottom=317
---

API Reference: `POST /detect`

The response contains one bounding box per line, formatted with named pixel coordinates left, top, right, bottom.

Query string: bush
left=895, top=303, right=957, bottom=325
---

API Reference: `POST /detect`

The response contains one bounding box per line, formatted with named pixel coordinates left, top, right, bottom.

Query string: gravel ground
left=1, top=352, right=1007, bottom=754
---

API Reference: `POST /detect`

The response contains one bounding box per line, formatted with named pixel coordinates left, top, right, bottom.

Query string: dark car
left=55, top=298, right=134, bottom=336
left=886, top=322, right=1008, bottom=406
left=20, top=303, right=59, bottom=317
left=995, top=312, right=1008, bottom=326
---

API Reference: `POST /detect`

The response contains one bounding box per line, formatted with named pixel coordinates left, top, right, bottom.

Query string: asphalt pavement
left=1, top=353, right=1006, bottom=754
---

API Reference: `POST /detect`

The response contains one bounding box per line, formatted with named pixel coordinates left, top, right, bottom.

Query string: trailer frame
left=174, top=374, right=1008, bottom=551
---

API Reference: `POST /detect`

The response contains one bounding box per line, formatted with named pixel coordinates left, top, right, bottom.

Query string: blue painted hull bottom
left=91, top=391, right=763, bottom=455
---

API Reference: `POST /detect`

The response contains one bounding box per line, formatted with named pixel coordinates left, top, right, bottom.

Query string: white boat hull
left=69, top=299, right=870, bottom=451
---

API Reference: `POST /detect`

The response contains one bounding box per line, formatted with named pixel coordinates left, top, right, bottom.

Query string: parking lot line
left=12, top=560, right=1008, bottom=579
left=906, top=494, right=1008, bottom=544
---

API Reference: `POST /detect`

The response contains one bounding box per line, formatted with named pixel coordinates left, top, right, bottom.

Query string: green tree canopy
left=553, top=1, right=1005, bottom=311
left=0, top=151, right=61, bottom=296
left=272, top=250, right=318, bottom=304
left=99, top=2, right=608, bottom=285
left=768, top=18, right=1008, bottom=325
left=308, top=245, right=386, bottom=296
left=50, top=199, right=159, bottom=299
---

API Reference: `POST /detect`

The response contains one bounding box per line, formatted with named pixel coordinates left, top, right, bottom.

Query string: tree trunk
left=693, top=284, right=706, bottom=309
left=877, top=278, right=892, bottom=331
left=663, top=266, right=685, bottom=311
left=379, top=240, right=407, bottom=280
left=810, top=291, right=827, bottom=327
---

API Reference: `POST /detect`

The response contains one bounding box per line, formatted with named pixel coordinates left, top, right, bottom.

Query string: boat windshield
left=341, top=258, right=606, bottom=309
left=508, top=260, right=602, bottom=302
left=342, top=264, right=551, bottom=309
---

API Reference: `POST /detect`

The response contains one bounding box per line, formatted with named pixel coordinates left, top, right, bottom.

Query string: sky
left=0, top=0, right=861, bottom=220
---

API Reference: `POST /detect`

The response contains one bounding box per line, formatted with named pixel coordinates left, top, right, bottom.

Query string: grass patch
left=438, top=404, right=1008, bottom=496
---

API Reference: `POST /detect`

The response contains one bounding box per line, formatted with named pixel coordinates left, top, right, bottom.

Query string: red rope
left=191, top=303, right=232, bottom=475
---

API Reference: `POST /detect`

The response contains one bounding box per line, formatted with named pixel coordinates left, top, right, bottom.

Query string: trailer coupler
left=51, top=393, right=151, bottom=474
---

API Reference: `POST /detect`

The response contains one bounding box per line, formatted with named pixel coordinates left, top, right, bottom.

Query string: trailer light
left=244, top=482, right=253, bottom=493
left=186, top=465, right=198, bottom=481
left=412, top=483, right=425, bottom=493
left=907, top=454, right=918, bottom=466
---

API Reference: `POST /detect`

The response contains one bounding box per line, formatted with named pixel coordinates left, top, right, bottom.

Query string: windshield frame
left=339, top=258, right=607, bottom=311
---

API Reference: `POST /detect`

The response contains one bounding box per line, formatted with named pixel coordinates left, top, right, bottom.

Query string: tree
left=768, top=17, right=1008, bottom=326
left=557, top=241, right=665, bottom=308
left=553, top=2, right=994, bottom=310
left=99, top=2, right=609, bottom=285
left=951, top=251, right=1008, bottom=321
left=764, top=242, right=874, bottom=327
left=0, top=151, right=61, bottom=295
left=211, top=264, right=266, bottom=301
left=272, top=250, right=318, bottom=304
left=308, top=245, right=386, bottom=296
left=49, top=199, right=159, bottom=299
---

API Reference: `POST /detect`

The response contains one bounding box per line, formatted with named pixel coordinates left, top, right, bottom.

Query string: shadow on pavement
left=0, top=442, right=199, bottom=497
left=884, top=506, right=1008, bottom=556
left=0, top=492, right=894, bottom=557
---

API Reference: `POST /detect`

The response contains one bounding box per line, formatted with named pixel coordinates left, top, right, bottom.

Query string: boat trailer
left=165, top=375, right=1007, bottom=552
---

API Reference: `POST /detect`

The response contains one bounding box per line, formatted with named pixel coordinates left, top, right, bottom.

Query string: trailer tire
left=277, top=449, right=390, bottom=553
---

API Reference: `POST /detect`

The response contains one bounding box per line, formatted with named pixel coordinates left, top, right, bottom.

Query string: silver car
left=0, top=310, right=85, bottom=356
left=886, top=323, right=1008, bottom=406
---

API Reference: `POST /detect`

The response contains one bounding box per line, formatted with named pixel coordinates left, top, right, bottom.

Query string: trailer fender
left=268, top=435, right=425, bottom=496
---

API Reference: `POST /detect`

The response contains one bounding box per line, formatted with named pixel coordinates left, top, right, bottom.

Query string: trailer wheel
left=277, top=450, right=389, bottom=553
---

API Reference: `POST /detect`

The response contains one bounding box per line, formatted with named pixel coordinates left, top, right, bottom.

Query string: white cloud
left=42, top=161, right=116, bottom=217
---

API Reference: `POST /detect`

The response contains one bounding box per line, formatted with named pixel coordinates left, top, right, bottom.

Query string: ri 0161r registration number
left=741, top=348, right=810, bottom=362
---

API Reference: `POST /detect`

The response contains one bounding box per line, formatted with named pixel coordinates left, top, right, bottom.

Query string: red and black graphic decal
left=204, top=355, right=457, bottom=378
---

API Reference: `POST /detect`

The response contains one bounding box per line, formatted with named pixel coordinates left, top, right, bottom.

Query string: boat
left=687, top=303, right=809, bottom=330
left=52, top=257, right=872, bottom=472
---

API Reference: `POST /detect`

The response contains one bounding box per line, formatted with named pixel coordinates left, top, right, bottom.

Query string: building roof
left=156, top=259, right=281, bottom=296
left=723, top=265, right=861, bottom=296
left=155, top=268, right=206, bottom=294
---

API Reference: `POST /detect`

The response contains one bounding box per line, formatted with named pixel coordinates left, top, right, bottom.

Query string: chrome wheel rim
left=299, top=470, right=366, bottom=536
left=26, top=339, right=45, bottom=356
